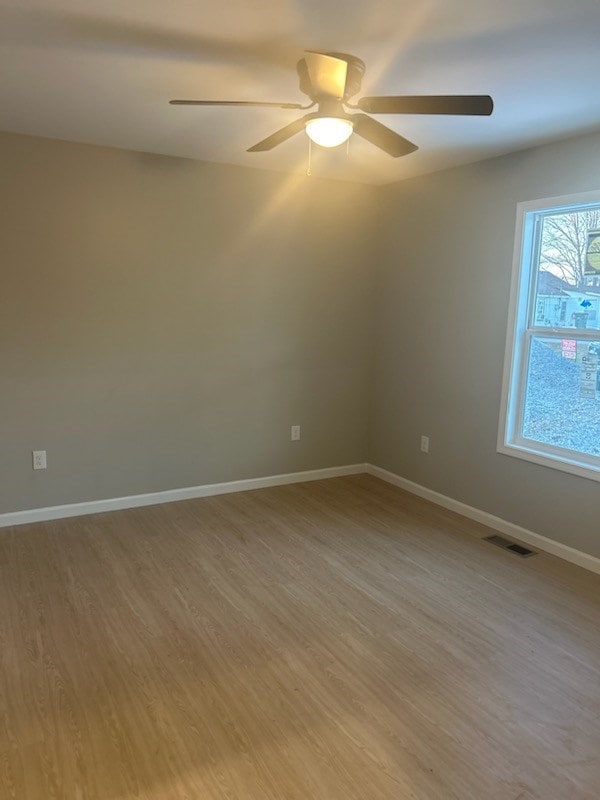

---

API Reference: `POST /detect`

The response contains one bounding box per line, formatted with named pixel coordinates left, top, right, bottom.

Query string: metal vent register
left=484, top=534, right=536, bottom=558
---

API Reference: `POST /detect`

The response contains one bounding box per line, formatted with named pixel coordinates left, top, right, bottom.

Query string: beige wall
left=369, top=131, right=600, bottom=559
left=1, top=132, right=377, bottom=513
left=2, top=128, right=598, bottom=562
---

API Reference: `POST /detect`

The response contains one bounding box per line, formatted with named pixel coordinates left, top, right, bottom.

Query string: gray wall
left=370, top=131, right=600, bottom=559
left=2, top=128, right=598, bottom=561
left=1, top=132, right=377, bottom=513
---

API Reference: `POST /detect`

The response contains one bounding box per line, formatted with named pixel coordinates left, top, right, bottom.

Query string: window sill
left=498, top=440, right=600, bottom=483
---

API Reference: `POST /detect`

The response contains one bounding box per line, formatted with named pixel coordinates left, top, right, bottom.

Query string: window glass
left=522, top=336, right=600, bottom=457
left=534, top=208, right=600, bottom=331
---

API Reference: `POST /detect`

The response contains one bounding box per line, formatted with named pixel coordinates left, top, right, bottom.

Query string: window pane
left=522, top=337, right=600, bottom=457
left=533, top=206, right=600, bottom=330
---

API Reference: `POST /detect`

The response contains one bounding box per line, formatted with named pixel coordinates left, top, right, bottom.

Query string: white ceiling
left=2, top=0, right=600, bottom=185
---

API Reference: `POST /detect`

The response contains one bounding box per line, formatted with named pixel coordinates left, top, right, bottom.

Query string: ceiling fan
left=170, top=51, right=493, bottom=157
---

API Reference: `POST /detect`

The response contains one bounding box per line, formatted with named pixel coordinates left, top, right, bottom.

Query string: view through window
left=501, top=195, right=600, bottom=478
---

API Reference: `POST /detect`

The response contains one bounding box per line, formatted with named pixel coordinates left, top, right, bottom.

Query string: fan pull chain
left=307, top=138, right=312, bottom=176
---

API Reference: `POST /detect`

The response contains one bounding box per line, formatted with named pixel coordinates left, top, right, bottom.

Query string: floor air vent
left=483, top=534, right=536, bottom=558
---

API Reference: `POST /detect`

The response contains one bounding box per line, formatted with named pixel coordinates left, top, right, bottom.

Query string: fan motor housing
left=297, top=53, right=365, bottom=101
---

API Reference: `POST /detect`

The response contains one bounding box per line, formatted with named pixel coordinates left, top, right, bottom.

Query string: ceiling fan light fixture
left=305, top=117, right=353, bottom=148
left=172, top=51, right=493, bottom=159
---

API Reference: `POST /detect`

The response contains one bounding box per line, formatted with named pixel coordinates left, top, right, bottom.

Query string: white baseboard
left=0, top=463, right=367, bottom=529
left=3, top=461, right=598, bottom=577
left=366, top=464, right=600, bottom=576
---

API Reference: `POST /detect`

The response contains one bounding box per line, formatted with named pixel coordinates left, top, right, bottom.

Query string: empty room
left=1, top=2, right=599, bottom=798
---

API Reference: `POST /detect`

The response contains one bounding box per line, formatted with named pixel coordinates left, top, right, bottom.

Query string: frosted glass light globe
left=305, top=117, right=353, bottom=148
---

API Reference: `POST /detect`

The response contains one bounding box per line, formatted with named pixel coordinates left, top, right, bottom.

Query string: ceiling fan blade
left=304, top=51, right=348, bottom=98
left=352, top=114, right=418, bottom=158
left=170, top=100, right=306, bottom=109
left=357, top=95, right=494, bottom=116
left=247, top=114, right=313, bottom=152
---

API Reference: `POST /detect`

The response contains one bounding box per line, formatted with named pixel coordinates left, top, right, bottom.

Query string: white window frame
left=498, top=189, right=600, bottom=483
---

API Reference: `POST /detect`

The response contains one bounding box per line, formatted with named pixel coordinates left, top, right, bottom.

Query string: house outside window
left=499, top=191, right=600, bottom=481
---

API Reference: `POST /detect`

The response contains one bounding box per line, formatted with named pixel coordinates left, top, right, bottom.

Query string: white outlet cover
left=32, top=450, right=47, bottom=470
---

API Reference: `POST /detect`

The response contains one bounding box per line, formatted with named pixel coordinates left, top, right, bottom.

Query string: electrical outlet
left=420, top=435, right=430, bottom=454
left=32, top=450, right=47, bottom=470
left=291, top=425, right=301, bottom=441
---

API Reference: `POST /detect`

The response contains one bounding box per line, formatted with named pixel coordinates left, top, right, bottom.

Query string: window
left=499, top=191, right=600, bottom=481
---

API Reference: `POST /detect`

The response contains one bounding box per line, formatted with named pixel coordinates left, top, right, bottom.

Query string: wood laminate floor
left=0, top=475, right=598, bottom=799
